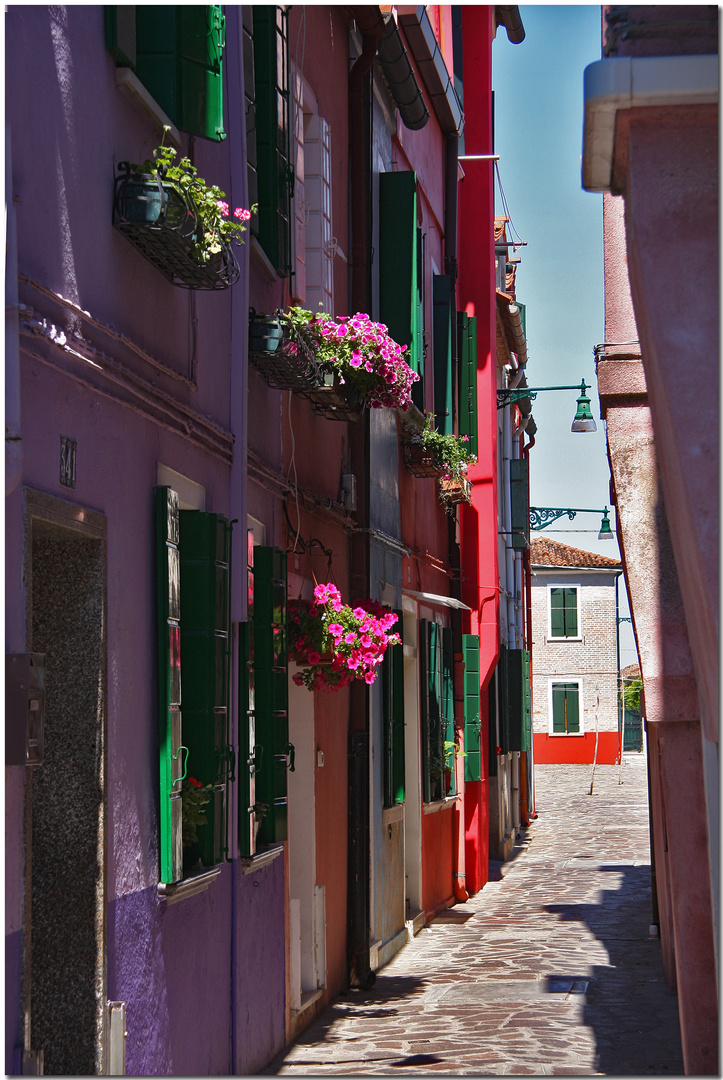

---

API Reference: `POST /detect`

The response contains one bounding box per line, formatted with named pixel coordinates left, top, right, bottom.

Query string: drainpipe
left=523, top=431, right=536, bottom=819
left=377, top=14, right=429, bottom=131
left=6, top=130, right=23, bottom=497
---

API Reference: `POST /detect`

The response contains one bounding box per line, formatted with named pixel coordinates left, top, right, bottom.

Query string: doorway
left=24, top=491, right=107, bottom=1074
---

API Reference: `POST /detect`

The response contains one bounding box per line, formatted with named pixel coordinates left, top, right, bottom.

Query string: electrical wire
left=494, top=161, right=525, bottom=249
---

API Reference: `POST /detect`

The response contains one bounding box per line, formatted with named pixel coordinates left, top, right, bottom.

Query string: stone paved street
left=265, top=756, right=684, bottom=1076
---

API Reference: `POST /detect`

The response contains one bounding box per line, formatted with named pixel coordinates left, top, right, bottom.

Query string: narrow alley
left=266, top=756, right=683, bottom=1076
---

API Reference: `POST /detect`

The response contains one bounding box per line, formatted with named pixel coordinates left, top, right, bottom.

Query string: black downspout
left=347, top=11, right=383, bottom=991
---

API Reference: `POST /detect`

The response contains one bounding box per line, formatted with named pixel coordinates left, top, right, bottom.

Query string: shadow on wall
left=545, top=864, right=683, bottom=1075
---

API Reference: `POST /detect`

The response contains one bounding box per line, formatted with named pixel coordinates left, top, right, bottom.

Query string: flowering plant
left=285, top=307, right=419, bottom=411
left=288, top=583, right=401, bottom=693
left=402, top=413, right=476, bottom=511
left=132, top=126, right=253, bottom=263
left=182, top=776, right=213, bottom=848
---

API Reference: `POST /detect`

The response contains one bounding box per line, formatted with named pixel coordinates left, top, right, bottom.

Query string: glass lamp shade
left=571, top=387, right=597, bottom=432
left=598, top=509, right=614, bottom=539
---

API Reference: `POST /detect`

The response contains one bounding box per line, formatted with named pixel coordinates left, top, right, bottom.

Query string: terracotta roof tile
left=621, top=663, right=641, bottom=679
left=530, top=537, right=622, bottom=570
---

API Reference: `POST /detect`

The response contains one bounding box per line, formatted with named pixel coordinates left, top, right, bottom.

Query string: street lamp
left=529, top=505, right=615, bottom=539
left=497, top=379, right=597, bottom=432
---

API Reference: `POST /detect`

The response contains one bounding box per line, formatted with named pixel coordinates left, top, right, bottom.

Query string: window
left=420, top=620, right=455, bottom=802
left=379, top=170, right=424, bottom=409
left=457, top=312, right=478, bottom=459
left=382, top=615, right=405, bottom=808
left=156, top=487, right=232, bottom=885
left=433, top=275, right=453, bottom=435
left=551, top=681, right=582, bottom=734
left=238, top=538, right=292, bottom=857
left=106, top=6, right=226, bottom=140
left=549, top=585, right=579, bottom=639
left=463, top=634, right=481, bottom=782
left=247, top=6, right=293, bottom=276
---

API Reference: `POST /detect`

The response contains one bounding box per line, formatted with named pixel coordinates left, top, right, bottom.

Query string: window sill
left=382, top=803, right=404, bottom=825
left=291, top=988, right=323, bottom=1016
left=250, top=236, right=278, bottom=283
left=549, top=731, right=585, bottom=737
left=157, top=865, right=222, bottom=904
left=423, top=795, right=460, bottom=814
left=115, top=69, right=181, bottom=145
left=546, top=636, right=583, bottom=643
left=241, top=844, right=284, bottom=874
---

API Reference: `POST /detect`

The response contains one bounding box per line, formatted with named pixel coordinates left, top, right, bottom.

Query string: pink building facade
left=582, top=6, right=718, bottom=1073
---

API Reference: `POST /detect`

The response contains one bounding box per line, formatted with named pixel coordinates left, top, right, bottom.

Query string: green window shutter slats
left=433, top=276, right=453, bottom=435
left=111, top=6, right=225, bottom=140
left=379, top=171, right=423, bottom=407
left=421, top=620, right=454, bottom=802
left=488, top=667, right=498, bottom=776
left=497, top=644, right=510, bottom=754
left=457, top=313, right=478, bottom=459
left=441, top=626, right=455, bottom=796
left=179, top=511, right=231, bottom=867
left=552, top=683, right=579, bottom=733
left=463, top=634, right=481, bottom=782
left=156, top=487, right=184, bottom=885
left=510, top=458, right=529, bottom=550
left=550, top=587, right=578, bottom=637
left=250, top=546, right=289, bottom=845
left=252, top=6, right=292, bottom=274
left=504, top=649, right=531, bottom=752
left=382, top=614, right=405, bottom=808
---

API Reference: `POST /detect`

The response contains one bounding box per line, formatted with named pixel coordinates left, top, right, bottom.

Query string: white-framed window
left=548, top=679, right=583, bottom=735
left=547, top=583, right=581, bottom=640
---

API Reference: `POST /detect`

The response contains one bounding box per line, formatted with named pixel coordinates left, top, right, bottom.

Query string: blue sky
left=491, top=5, right=637, bottom=667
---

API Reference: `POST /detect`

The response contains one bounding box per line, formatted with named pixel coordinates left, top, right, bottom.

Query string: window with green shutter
left=463, top=634, right=481, bottom=782
left=157, top=487, right=185, bottom=884
left=379, top=171, right=424, bottom=409
left=457, top=312, right=478, bottom=459
left=549, top=586, right=579, bottom=638
left=239, top=541, right=292, bottom=856
left=156, top=488, right=233, bottom=884
left=250, top=6, right=293, bottom=276
left=420, top=621, right=455, bottom=802
left=382, top=615, right=405, bottom=808
left=510, top=458, right=529, bottom=550
left=178, top=509, right=233, bottom=868
left=433, top=275, right=453, bottom=435
left=106, top=6, right=227, bottom=140
left=503, top=649, right=531, bottom=752
left=552, top=682, right=580, bottom=734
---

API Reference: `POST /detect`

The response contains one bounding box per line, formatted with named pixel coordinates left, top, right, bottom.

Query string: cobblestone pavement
left=266, top=756, right=683, bottom=1076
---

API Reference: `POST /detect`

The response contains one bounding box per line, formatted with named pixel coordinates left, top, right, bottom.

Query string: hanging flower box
left=248, top=311, right=320, bottom=394
left=306, top=370, right=365, bottom=422
left=113, top=164, right=241, bottom=290
left=401, top=440, right=442, bottom=478
left=439, top=476, right=473, bottom=507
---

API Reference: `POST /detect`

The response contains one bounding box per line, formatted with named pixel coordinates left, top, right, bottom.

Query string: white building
left=530, top=538, right=622, bottom=764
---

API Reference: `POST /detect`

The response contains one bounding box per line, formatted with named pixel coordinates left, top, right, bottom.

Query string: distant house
left=530, top=538, right=622, bottom=765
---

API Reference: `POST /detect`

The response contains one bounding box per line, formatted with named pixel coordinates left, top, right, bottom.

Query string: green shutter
left=420, top=620, right=437, bottom=803
left=506, top=649, right=532, bottom=752
left=253, top=547, right=290, bottom=844
left=156, top=487, right=184, bottom=884
left=179, top=511, right=231, bottom=867
left=382, top=616, right=405, bottom=807
left=130, top=6, right=226, bottom=140
left=105, top=5, right=137, bottom=67
left=510, top=458, right=529, bottom=550
left=380, top=171, right=423, bottom=403
left=457, top=313, right=478, bottom=459
left=441, top=626, right=455, bottom=796
left=488, top=668, right=497, bottom=776
left=521, top=649, right=531, bottom=751
left=552, top=683, right=579, bottom=733
left=497, top=644, right=510, bottom=754
left=253, top=6, right=292, bottom=274
left=433, top=276, right=453, bottom=435
left=463, top=634, right=481, bottom=782
left=564, top=589, right=578, bottom=637
left=550, top=588, right=565, bottom=637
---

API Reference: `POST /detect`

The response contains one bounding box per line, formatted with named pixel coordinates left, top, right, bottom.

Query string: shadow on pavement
left=545, top=863, right=683, bottom=1076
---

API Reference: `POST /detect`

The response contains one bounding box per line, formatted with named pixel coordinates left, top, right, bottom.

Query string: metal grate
left=248, top=315, right=320, bottom=393
left=401, top=440, right=441, bottom=478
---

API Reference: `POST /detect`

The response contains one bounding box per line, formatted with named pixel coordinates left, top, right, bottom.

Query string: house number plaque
left=60, top=436, right=77, bottom=489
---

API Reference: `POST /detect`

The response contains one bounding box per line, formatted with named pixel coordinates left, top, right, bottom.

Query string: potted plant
left=285, top=307, right=419, bottom=419
left=288, top=583, right=401, bottom=693
left=248, top=309, right=320, bottom=395
left=401, top=413, right=476, bottom=512
left=181, top=775, right=213, bottom=870
left=113, top=126, right=253, bottom=290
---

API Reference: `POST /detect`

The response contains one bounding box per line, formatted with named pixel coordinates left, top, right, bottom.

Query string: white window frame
left=548, top=678, right=584, bottom=736
left=547, top=582, right=582, bottom=641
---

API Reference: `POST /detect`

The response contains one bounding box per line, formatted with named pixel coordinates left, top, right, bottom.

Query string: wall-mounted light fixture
left=497, top=379, right=597, bottom=432
left=530, top=505, right=615, bottom=540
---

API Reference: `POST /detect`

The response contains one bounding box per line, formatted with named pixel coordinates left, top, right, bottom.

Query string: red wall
left=533, top=732, right=621, bottom=765
left=457, top=5, right=497, bottom=896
